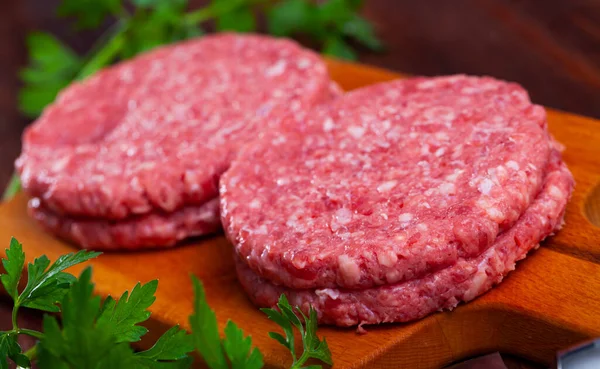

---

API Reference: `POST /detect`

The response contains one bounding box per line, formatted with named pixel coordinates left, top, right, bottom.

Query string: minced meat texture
left=28, top=198, right=221, bottom=250
left=17, top=33, right=338, bottom=220
left=234, top=149, right=573, bottom=326
left=221, top=75, right=556, bottom=290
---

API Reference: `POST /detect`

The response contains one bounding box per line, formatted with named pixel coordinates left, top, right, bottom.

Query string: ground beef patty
left=28, top=198, right=221, bottom=250
left=17, top=33, right=337, bottom=220
left=221, top=75, right=556, bottom=290
left=235, top=149, right=574, bottom=326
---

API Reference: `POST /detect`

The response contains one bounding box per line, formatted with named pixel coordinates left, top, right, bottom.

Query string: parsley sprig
left=3, top=0, right=381, bottom=200
left=0, top=238, right=332, bottom=369
left=262, top=296, right=332, bottom=369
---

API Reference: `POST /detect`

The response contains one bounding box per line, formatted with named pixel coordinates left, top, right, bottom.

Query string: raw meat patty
left=28, top=198, right=221, bottom=250
left=235, top=149, right=574, bottom=326
left=221, top=75, right=554, bottom=290
left=17, top=33, right=338, bottom=219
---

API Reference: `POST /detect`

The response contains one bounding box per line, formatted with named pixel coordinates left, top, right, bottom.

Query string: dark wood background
left=1, top=0, right=599, bottom=367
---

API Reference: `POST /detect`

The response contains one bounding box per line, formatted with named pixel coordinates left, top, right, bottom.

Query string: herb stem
left=2, top=174, right=21, bottom=201
left=76, top=21, right=128, bottom=80
left=24, top=344, right=38, bottom=360
left=11, top=303, right=19, bottom=331
left=290, top=350, right=310, bottom=369
left=184, top=0, right=271, bottom=25
left=18, top=328, right=44, bottom=339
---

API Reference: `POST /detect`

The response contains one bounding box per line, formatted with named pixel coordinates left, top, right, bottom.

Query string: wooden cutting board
left=2, top=60, right=600, bottom=369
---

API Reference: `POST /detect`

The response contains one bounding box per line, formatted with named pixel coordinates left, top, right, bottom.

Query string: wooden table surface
left=2, top=1, right=598, bottom=367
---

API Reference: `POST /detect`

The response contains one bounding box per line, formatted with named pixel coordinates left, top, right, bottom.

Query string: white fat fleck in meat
left=127, top=99, right=137, bottom=110
left=423, top=107, right=456, bottom=122
left=272, top=135, right=286, bottom=145
left=486, top=168, right=501, bottom=186
left=126, top=147, right=137, bottom=157
left=435, top=148, right=446, bottom=157
left=506, top=160, right=520, bottom=171
left=323, top=118, right=335, bottom=132
left=464, top=268, right=488, bottom=301
left=381, top=120, right=392, bottom=130
left=51, top=156, right=70, bottom=172
left=398, top=213, right=413, bottom=222
left=249, top=199, right=261, bottom=209
left=495, top=165, right=508, bottom=182
left=338, top=255, right=361, bottom=285
left=416, top=223, right=428, bottom=231
left=438, top=182, right=456, bottom=195
left=380, top=213, right=389, bottom=220
left=485, top=205, right=504, bottom=221
left=276, top=178, right=290, bottom=186
left=445, top=169, right=464, bottom=182
left=417, top=80, right=437, bottom=89
left=347, top=125, right=366, bottom=139
left=377, top=251, right=398, bottom=267
left=291, top=255, right=306, bottom=269
left=315, top=288, right=340, bottom=300
left=297, top=57, right=311, bottom=69
left=386, top=128, right=402, bottom=141
left=434, top=132, right=449, bottom=141
left=421, top=144, right=430, bottom=156
left=265, top=60, right=287, bottom=77
left=478, top=178, right=494, bottom=195
left=548, top=185, right=564, bottom=200
left=451, top=145, right=464, bottom=159
left=29, top=197, right=41, bottom=209
left=476, top=197, right=499, bottom=220
left=377, top=180, right=398, bottom=193
left=421, top=202, right=431, bottom=209
left=254, top=225, right=268, bottom=235
left=330, top=208, right=353, bottom=232
left=386, top=269, right=401, bottom=283
left=461, top=86, right=479, bottom=94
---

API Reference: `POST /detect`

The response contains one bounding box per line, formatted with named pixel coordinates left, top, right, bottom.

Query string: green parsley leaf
left=0, top=332, right=30, bottom=369
left=342, top=14, right=383, bottom=51
left=189, top=276, right=262, bottom=369
left=18, top=32, right=82, bottom=117
left=122, top=0, right=194, bottom=59
left=261, top=300, right=295, bottom=358
left=0, top=334, right=8, bottom=369
left=37, top=268, right=191, bottom=368
left=322, top=35, right=357, bottom=60
left=346, top=0, right=363, bottom=10
left=215, top=6, right=256, bottom=33
left=19, top=250, right=100, bottom=310
left=262, top=295, right=332, bottom=368
left=1, top=238, right=25, bottom=300
left=317, top=0, right=354, bottom=28
left=37, top=268, right=138, bottom=369
left=57, top=0, right=122, bottom=30
left=267, top=0, right=312, bottom=37
left=134, top=326, right=194, bottom=368
left=96, top=280, right=158, bottom=343
left=222, top=320, right=264, bottom=369
left=132, top=0, right=186, bottom=8
left=298, top=309, right=332, bottom=365
left=21, top=272, right=76, bottom=312
left=189, top=276, right=227, bottom=369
